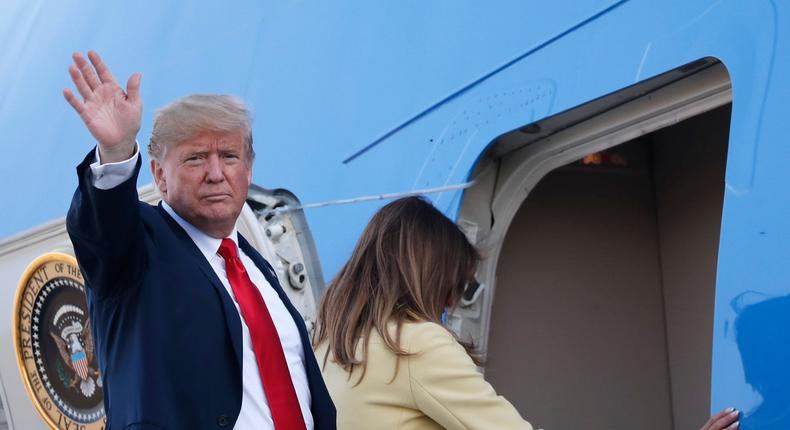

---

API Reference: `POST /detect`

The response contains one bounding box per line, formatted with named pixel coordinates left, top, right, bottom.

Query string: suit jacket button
left=217, top=415, right=230, bottom=427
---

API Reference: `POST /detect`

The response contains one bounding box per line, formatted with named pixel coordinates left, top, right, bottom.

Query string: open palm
left=64, top=51, right=142, bottom=162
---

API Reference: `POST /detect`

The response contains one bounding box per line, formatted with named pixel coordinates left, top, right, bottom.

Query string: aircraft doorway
left=453, top=60, right=732, bottom=430
left=486, top=104, right=730, bottom=430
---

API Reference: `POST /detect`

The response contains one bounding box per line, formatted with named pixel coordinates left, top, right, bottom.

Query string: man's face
left=152, top=130, right=252, bottom=238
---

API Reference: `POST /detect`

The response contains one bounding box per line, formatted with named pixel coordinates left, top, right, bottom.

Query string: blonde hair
left=314, top=196, right=481, bottom=384
left=147, top=94, right=254, bottom=161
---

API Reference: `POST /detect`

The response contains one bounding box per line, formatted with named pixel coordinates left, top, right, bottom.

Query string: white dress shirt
left=90, top=145, right=314, bottom=430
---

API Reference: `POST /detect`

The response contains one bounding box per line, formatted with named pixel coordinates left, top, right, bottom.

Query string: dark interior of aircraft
left=484, top=104, right=731, bottom=430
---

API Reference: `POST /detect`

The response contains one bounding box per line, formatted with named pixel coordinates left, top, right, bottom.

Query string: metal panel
left=0, top=377, right=10, bottom=430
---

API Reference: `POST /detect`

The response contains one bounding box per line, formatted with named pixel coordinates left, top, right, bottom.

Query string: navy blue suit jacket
left=66, top=150, right=336, bottom=430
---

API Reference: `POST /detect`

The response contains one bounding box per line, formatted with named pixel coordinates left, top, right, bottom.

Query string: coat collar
left=160, top=200, right=240, bottom=261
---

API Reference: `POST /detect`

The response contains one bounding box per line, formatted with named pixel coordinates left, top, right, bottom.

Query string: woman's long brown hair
left=313, top=196, right=481, bottom=383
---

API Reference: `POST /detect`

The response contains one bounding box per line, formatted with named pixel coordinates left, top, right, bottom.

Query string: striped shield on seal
left=71, top=350, right=89, bottom=380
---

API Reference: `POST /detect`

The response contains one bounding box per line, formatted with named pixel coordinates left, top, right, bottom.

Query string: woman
left=314, top=196, right=740, bottom=430
left=314, top=196, right=533, bottom=429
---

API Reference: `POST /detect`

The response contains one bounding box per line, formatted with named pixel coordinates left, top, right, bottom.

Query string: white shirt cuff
left=90, top=143, right=140, bottom=190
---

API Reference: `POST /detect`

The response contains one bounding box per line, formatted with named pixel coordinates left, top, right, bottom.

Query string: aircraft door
left=241, top=184, right=326, bottom=329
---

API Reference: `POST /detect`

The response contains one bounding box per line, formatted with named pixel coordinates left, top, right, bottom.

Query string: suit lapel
left=238, top=237, right=337, bottom=422
left=239, top=235, right=336, bottom=422
left=237, top=235, right=308, bottom=334
left=237, top=236, right=316, bottom=353
left=155, top=205, right=244, bottom=369
left=154, top=207, right=322, bottom=412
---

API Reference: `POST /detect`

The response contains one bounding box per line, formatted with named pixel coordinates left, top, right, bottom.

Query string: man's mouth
left=202, top=193, right=231, bottom=202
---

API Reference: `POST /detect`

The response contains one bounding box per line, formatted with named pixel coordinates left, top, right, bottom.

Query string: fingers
left=87, top=50, right=117, bottom=85
left=72, top=52, right=101, bottom=91
left=706, top=408, right=731, bottom=424
left=701, top=409, right=723, bottom=429
left=65, top=51, right=139, bottom=111
left=702, top=408, right=739, bottom=430
left=125, top=72, right=142, bottom=103
left=724, top=421, right=740, bottom=430
left=63, top=88, right=85, bottom=114
left=68, top=63, right=93, bottom=101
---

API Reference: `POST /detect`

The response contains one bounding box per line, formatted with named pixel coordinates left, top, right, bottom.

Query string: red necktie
left=218, top=238, right=307, bottom=430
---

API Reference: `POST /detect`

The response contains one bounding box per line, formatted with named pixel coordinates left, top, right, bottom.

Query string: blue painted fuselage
left=1, top=1, right=788, bottom=428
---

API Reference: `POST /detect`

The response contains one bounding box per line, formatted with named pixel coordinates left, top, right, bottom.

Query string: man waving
left=64, top=51, right=335, bottom=430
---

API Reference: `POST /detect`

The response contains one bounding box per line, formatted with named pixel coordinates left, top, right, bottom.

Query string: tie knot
left=217, top=238, right=238, bottom=261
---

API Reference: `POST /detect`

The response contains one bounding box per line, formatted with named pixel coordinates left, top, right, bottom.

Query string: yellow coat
left=315, top=321, right=534, bottom=430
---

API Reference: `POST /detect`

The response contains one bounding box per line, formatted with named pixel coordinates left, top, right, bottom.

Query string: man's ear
left=150, top=159, right=167, bottom=195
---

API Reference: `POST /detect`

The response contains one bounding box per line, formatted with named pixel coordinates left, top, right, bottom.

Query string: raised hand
left=63, top=51, right=142, bottom=164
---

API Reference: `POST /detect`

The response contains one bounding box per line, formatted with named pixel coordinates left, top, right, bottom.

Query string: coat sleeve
left=66, top=147, right=147, bottom=298
left=407, top=323, right=534, bottom=430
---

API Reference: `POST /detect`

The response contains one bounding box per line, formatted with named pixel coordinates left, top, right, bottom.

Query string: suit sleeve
left=66, top=147, right=147, bottom=298
left=407, top=323, right=534, bottom=430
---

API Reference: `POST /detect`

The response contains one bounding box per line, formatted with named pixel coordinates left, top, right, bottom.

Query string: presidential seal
left=12, top=253, right=106, bottom=430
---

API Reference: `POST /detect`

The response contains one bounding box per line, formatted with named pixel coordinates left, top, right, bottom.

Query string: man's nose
left=205, top=155, right=225, bottom=183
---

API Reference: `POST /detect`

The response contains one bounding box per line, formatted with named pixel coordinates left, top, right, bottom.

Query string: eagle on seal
left=50, top=305, right=102, bottom=397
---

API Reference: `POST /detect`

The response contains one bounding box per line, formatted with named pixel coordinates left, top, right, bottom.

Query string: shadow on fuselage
left=733, top=293, right=790, bottom=429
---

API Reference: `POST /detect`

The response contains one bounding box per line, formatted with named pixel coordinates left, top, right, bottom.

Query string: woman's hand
left=701, top=408, right=739, bottom=430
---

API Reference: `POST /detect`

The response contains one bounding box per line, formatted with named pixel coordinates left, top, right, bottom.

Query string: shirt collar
left=161, top=200, right=238, bottom=261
